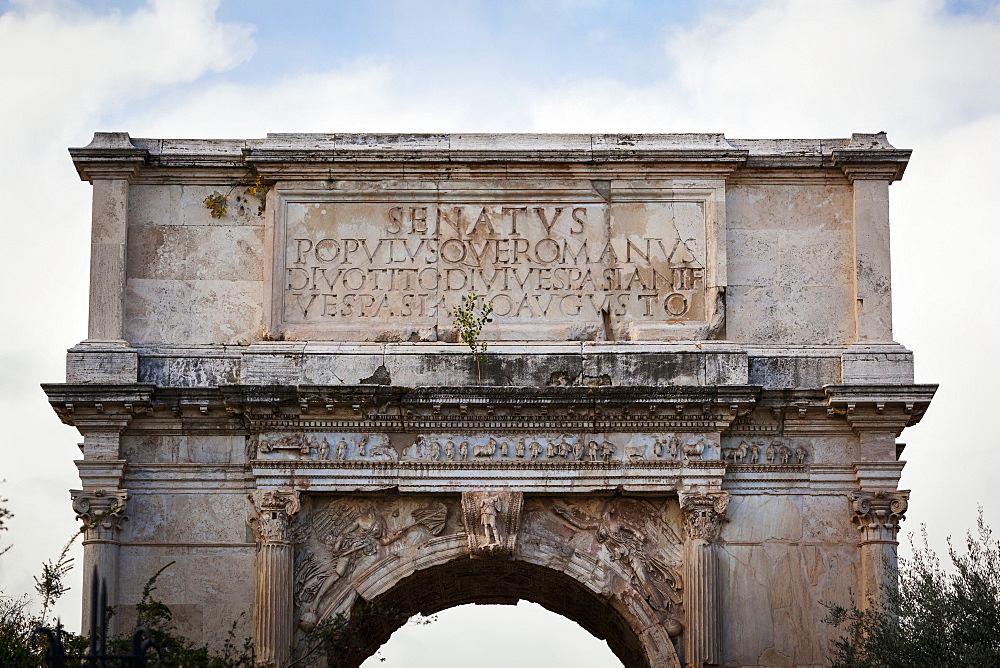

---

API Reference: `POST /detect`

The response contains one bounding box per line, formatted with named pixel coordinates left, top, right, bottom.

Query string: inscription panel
left=274, top=187, right=723, bottom=341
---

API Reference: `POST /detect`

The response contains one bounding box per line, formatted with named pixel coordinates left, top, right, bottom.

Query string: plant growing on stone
left=203, top=169, right=269, bottom=219
left=452, top=292, right=494, bottom=371
left=823, top=509, right=1000, bottom=667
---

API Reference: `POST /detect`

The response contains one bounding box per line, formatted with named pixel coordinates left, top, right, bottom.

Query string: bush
left=824, top=510, right=1000, bottom=667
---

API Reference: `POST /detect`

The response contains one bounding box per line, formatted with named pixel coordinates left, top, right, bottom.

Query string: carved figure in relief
left=529, top=440, right=542, bottom=459
left=625, top=443, right=647, bottom=461
left=726, top=441, right=749, bottom=464
left=296, top=499, right=448, bottom=631
left=601, top=440, right=616, bottom=462
left=515, top=439, right=526, bottom=458
left=429, top=441, right=442, bottom=460
left=766, top=441, right=778, bottom=464
left=357, top=435, right=368, bottom=458
left=553, top=500, right=683, bottom=634
left=667, top=435, right=680, bottom=460
left=460, top=441, right=469, bottom=460
left=500, top=440, right=510, bottom=458
left=653, top=438, right=664, bottom=458
left=480, top=495, right=502, bottom=546
left=748, top=441, right=761, bottom=463
left=795, top=446, right=807, bottom=464
left=335, top=439, right=348, bottom=460
left=474, top=438, right=498, bottom=458
left=445, top=440, right=456, bottom=461
left=368, top=435, right=398, bottom=461
left=682, top=437, right=707, bottom=460
left=779, top=445, right=791, bottom=464
left=572, top=440, right=584, bottom=461
left=587, top=440, right=599, bottom=460
left=318, top=439, right=330, bottom=460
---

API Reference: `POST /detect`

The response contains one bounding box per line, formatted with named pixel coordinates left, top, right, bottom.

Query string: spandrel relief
left=276, top=195, right=721, bottom=342
left=540, top=497, right=685, bottom=636
left=294, top=496, right=456, bottom=631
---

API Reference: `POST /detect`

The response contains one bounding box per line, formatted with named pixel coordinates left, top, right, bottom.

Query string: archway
left=329, top=557, right=657, bottom=667
left=359, top=601, right=624, bottom=667
left=295, top=495, right=684, bottom=668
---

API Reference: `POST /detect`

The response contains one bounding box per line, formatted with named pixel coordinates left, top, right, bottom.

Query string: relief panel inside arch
left=275, top=194, right=717, bottom=342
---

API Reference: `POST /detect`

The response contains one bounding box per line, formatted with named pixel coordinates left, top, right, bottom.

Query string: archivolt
left=313, top=532, right=681, bottom=668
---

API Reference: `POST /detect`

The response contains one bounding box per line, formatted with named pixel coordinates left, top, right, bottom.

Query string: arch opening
left=322, top=558, right=655, bottom=668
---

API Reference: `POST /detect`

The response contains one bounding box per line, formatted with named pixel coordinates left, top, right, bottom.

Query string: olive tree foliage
left=824, top=510, right=1000, bottom=667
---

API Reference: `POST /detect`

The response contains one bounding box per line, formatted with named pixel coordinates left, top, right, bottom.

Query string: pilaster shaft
left=680, top=491, right=728, bottom=667
left=248, top=490, right=301, bottom=668
left=71, top=489, right=128, bottom=636
left=88, top=178, right=129, bottom=341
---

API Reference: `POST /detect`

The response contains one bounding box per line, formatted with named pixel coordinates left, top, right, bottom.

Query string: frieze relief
left=257, top=431, right=722, bottom=464
left=721, top=437, right=807, bottom=466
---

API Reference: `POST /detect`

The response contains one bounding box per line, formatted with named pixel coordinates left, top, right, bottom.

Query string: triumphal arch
left=46, top=132, right=935, bottom=667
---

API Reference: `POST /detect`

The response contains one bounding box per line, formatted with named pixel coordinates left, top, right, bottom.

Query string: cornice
left=825, top=383, right=937, bottom=429
left=70, top=132, right=912, bottom=183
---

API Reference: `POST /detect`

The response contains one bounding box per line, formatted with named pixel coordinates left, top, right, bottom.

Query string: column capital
left=850, top=489, right=909, bottom=543
left=679, top=490, right=729, bottom=542
left=71, top=488, right=128, bottom=542
left=247, top=489, right=301, bottom=545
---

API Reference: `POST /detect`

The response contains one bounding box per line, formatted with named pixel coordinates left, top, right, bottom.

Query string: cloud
left=0, top=0, right=254, bottom=625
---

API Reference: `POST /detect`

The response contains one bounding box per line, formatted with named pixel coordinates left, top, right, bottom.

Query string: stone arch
left=310, top=531, right=681, bottom=668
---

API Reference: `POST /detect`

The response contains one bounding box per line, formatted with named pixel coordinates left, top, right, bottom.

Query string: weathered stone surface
left=47, top=132, right=935, bottom=667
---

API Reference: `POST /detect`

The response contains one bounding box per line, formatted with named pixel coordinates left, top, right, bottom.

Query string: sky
left=1, top=0, right=1000, bottom=665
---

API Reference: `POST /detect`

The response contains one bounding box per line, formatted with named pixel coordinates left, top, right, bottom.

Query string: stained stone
left=46, top=131, right=936, bottom=668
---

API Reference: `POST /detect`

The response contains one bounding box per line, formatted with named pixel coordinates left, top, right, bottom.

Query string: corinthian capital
left=850, top=490, right=909, bottom=542
left=247, top=489, right=301, bottom=544
left=71, top=489, right=128, bottom=541
left=679, top=491, right=729, bottom=542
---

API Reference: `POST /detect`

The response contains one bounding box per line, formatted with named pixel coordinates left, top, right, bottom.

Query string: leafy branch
left=204, top=170, right=269, bottom=219
left=452, top=292, right=494, bottom=364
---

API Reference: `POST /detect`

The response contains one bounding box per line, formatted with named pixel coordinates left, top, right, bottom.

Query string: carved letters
left=280, top=200, right=712, bottom=339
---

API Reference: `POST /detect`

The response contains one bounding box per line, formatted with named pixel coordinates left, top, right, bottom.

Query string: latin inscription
left=281, top=200, right=709, bottom=336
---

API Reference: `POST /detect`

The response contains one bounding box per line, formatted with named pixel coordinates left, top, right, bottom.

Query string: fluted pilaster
left=71, top=488, right=128, bottom=636
left=850, top=489, right=909, bottom=607
left=679, top=491, right=728, bottom=668
left=248, top=490, right=301, bottom=668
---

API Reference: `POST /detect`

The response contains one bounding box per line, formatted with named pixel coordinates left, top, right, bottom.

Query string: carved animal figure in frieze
left=474, top=438, right=498, bottom=458
left=682, top=436, right=707, bottom=460
left=725, top=441, right=749, bottom=464
left=625, top=443, right=647, bottom=461
left=368, top=435, right=397, bottom=461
